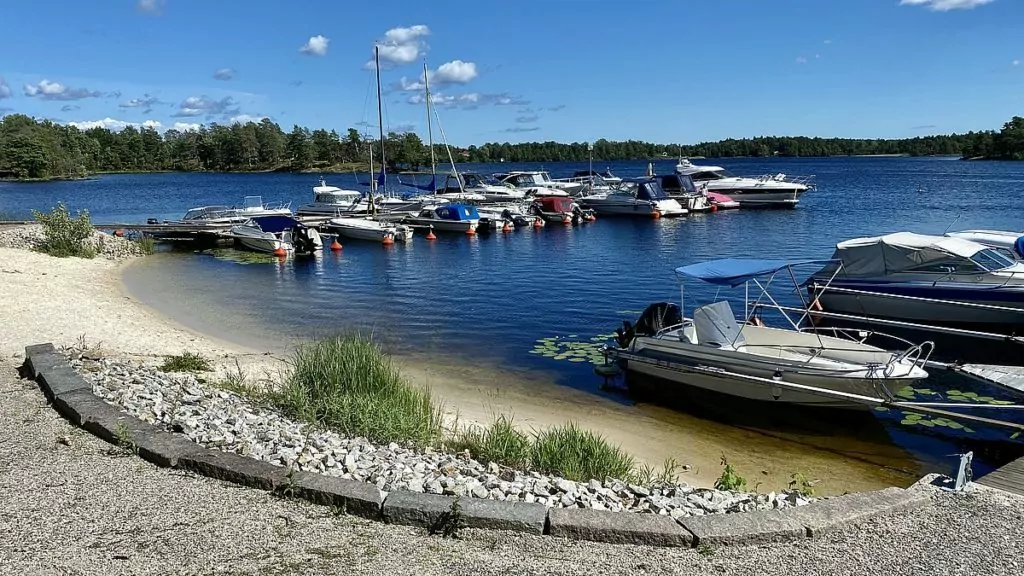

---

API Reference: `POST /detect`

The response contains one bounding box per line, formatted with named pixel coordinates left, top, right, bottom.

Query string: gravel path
left=1, top=359, right=1022, bottom=576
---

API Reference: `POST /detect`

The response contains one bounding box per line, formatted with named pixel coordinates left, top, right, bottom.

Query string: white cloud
left=213, top=68, right=236, bottom=81
left=120, top=94, right=163, bottom=110
left=68, top=117, right=141, bottom=131
left=300, top=35, right=329, bottom=56
left=0, top=76, right=11, bottom=99
left=137, top=0, right=162, bottom=14
left=171, top=122, right=201, bottom=132
left=899, top=0, right=995, bottom=11
left=431, top=60, right=478, bottom=84
left=1014, top=59, right=1021, bottom=66
left=228, top=114, right=267, bottom=124
left=173, top=95, right=240, bottom=118
left=23, top=79, right=102, bottom=101
left=366, top=25, right=430, bottom=68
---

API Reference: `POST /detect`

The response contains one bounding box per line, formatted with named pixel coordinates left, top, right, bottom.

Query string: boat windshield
left=972, top=248, right=1017, bottom=271
left=692, top=170, right=731, bottom=181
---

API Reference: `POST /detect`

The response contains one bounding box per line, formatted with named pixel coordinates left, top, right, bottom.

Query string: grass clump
left=136, top=236, right=156, bottom=255
left=159, top=352, right=212, bottom=373
left=531, top=422, right=635, bottom=482
left=714, top=455, right=747, bottom=492
left=271, top=335, right=443, bottom=447
left=32, top=202, right=95, bottom=258
left=452, top=415, right=532, bottom=471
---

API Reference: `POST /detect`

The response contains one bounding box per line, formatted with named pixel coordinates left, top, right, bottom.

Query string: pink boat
left=707, top=191, right=740, bottom=210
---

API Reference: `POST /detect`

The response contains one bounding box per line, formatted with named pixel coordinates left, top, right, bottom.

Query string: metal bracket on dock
left=949, top=451, right=973, bottom=492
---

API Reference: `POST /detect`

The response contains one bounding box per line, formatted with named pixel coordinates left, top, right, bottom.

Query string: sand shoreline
left=3, top=241, right=922, bottom=494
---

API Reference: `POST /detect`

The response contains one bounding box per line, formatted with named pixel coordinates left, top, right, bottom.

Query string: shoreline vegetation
left=1, top=113, right=1022, bottom=182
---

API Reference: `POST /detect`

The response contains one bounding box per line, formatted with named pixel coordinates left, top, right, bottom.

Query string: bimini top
left=831, top=232, right=1013, bottom=276
left=248, top=215, right=302, bottom=233
left=434, top=204, right=480, bottom=221
left=676, top=258, right=829, bottom=287
left=622, top=178, right=671, bottom=200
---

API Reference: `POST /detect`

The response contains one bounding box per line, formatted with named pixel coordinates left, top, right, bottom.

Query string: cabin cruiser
left=806, top=232, right=1024, bottom=338
left=228, top=215, right=322, bottom=255
left=174, top=196, right=292, bottom=225
left=945, top=230, right=1024, bottom=259
left=675, top=158, right=812, bottom=208
left=435, top=172, right=524, bottom=203
left=530, top=196, right=594, bottom=224
left=296, top=178, right=365, bottom=217
left=496, top=171, right=578, bottom=196
left=611, top=259, right=931, bottom=409
left=403, top=203, right=480, bottom=234
left=579, top=178, right=687, bottom=218
left=327, top=216, right=413, bottom=243
left=654, top=173, right=712, bottom=213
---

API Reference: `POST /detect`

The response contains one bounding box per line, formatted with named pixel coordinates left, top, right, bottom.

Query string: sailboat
left=329, top=45, right=414, bottom=244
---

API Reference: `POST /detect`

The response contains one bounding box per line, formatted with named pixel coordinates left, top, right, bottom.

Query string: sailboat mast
left=374, top=45, right=386, bottom=216
left=368, top=138, right=375, bottom=193
left=424, top=61, right=436, bottom=187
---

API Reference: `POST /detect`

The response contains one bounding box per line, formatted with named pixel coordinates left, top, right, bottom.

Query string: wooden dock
left=957, top=364, right=1024, bottom=398
left=978, top=456, right=1024, bottom=496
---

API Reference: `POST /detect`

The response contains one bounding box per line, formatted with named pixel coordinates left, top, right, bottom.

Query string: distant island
left=0, top=113, right=1021, bottom=182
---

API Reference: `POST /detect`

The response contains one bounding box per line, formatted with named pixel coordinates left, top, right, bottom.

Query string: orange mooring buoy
left=710, top=204, right=719, bottom=212
left=533, top=218, right=543, bottom=228
left=330, top=239, right=343, bottom=251
left=587, top=214, right=596, bottom=222
left=562, top=216, right=571, bottom=225
left=502, top=223, right=512, bottom=233
left=465, top=226, right=476, bottom=236
left=273, top=247, right=287, bottom=257
left=382, top=234, right=395, bottom=246
left=651, top=210, right=662, bottom=220
left=426, top=228, right=437, bottom=240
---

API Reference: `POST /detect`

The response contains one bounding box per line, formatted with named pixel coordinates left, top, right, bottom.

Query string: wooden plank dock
left=978, top=457, right=1024, bottom=496
left=957, top=364, right=1024, bottom=398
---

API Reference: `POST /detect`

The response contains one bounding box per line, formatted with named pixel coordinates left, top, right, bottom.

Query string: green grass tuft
left=269, top=335, right=443, bottom=447
left=159, top=352, right=213, bottom=373
left=530, top=422, right=635, bottom=482
left=136, top=236, right=156, bottom=255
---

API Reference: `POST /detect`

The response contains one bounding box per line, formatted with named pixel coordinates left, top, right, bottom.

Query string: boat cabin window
left=637, top=181, right=670, bottom=200
left=906, top=258, right=984, bottom=274
left=972, top=248, right=1016, bottom=271
left=463, top=174, right=482, bottom=188
left=692, top=170, right=728, bottom=181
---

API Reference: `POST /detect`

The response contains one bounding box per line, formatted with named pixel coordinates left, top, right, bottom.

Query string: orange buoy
left=114, top=229, right=124, bottom=237
left=533, top=218, right=543, bottom=228
left=465, top=226, right=476, bottom=236
left=426, top=228, right=437, bottom=240
left=273, top=247, right=287, bottom=258
left=710, top=204, right=719, bottom=212
left=382, top=234, right=395, bottom=246
left=502, top=223, right=512, bottom=233
left=651, top=210, right=662, bottom=220
left=587, top=214, right=596, bottom=222
left=562, top=216, right=571, bottom=225
left=330, top=239, right=343, bottom=251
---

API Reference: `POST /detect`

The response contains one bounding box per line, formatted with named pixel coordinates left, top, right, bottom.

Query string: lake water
left=5, top=157, right=1024, bottom=489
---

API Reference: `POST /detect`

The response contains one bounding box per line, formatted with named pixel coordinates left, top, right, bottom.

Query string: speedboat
left=805, top=232, right=1024, bottom=339
left=328, top=216, right=413, bottom=243
left=476, top=204, right=539, bottom=229
left=437, top=172, right=524, bottom=203
left=945, top=230, right=1024, bottom=260
left=296, top=178, right=365, bottom=217
left=229, top=215, right=322, bottom=255
left=559, top=169, right=623, bottom=188
left=530, top=196, right=594, bottom=224
left=675, top=158, right=813, bottom=208
left=404, top=204, right=480, bottom=234
left=706, top=191, right=740, bottom=210
left=496, top=171, right=576, bottom=197
left=654, top=173, right=712, bottom=213
left=611, top=259, right=931, bottom=409
left=175, top=196, right=292, bottom=225
left=579, top=178, right=687, bottom=218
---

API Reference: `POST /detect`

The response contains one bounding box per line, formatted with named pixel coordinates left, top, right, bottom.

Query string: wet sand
left=119, top=254, right=924, bottom=495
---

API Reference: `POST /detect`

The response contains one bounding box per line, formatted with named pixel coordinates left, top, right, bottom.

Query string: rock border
left=23, top=343, right=934, bottom=548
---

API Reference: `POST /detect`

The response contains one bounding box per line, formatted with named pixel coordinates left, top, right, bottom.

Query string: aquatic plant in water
left=203, top=248, right=281, bottom=265
left=529, top=333, right=618, bottom=365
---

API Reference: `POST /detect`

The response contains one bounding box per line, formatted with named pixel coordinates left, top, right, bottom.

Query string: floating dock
left=978, top=456, right=1024, bottom=496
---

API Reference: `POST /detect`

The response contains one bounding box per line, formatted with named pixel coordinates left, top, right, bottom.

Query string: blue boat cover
left=676, top=258, right=830, bottom=286
left=250, top=215, right=301, bottom=233
left=1016, top=236, right=1024, bottom=259
left=434, top=204, right=480, bottom=220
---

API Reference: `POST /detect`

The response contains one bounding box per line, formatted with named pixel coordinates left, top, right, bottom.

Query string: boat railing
left=753, top=173, right=816, bottom=187
left=262, top=200, right=292, bottom=211
left=808, top=282, right=1024, bottom=315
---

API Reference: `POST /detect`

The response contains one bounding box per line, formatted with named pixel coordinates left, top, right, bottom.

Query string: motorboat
left=403, top=203, right=480, bottom=234
left=675, top=158, right=813, bottom=208
left=296, top=178, right=365, bottom=217
left=476, top=204, right=540, bottom=229
left=558, top=169, right=623, bottom=188
left=174, top=196, right=292, bottom=225
left=802, top=233, right=1024, bottom=366
left=228, top=215, right=322, bottom=255
left=611, top=259, right=932, bottom=409
left=495, top=171, right=576, bottom=197
left=327, top=216, right=413, bottom=243
left=654, top=173, right=712, bottom=213
left=945, top=230, right=1024, bottom=260
left=437, top=172, right=524, bottom=203
left=579, top=178, right=687, bottom=218
left=530, top=195, right=594, bottom=224
left=706, top=191, right=740, bottom=210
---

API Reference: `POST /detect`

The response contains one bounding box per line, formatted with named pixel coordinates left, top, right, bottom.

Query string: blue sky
left=0, top=0, right=1020, bottom=145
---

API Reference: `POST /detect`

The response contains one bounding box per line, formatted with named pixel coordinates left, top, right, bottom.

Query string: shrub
left=159, top=352, right=213, bottom=373
left=136, top=236, right=156, bottom=255
left=272, top=335, right=443, bottom=447
left=32, top=202, right=95, bottom=258
left=714, top=456, right=747, bottom=491
left=531, top=422, right=635, bottom=482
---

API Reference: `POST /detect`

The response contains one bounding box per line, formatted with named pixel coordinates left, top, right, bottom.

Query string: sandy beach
left=2, top=237, right=919, bottom=494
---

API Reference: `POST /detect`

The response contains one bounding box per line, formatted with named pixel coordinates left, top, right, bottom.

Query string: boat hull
left=403, top=218, right=477, bottom=233
left=706, top=185, right=804, bottom=207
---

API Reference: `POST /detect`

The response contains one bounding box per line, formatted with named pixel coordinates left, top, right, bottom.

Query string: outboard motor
left=616, top=302, right=682, bottom=348
left=291, top=225, right=319, bottom=255
left=571, top=204, right=585, bottom=225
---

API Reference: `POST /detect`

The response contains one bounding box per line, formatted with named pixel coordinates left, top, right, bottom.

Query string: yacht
left=675, top=158, right=813, bottom=208
left=579, top=178, right=687, bottom=218
left=296, top=178, right=364, bottom=217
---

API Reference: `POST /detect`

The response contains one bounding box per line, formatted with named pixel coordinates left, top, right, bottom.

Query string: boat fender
left=747, top=317, right=765, bottom=327
left=809, top=297, right=824, bottom=324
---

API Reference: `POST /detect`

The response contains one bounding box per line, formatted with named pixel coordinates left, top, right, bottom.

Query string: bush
left=531, top=422, right=635, bottom=482
left=136, top=237, right=156, bottom=255
left=272, top=335, right=443, bottom=447
left=159, top=352, right=212, bottom=373
left=32, top=202, right=95, bottom=258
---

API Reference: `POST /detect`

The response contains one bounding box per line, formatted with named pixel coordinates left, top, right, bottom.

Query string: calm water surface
left=6, top=157, right=1024, bottom=484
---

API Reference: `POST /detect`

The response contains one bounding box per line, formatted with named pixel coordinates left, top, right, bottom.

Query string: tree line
left=1, top=113, right=1022, bottom=181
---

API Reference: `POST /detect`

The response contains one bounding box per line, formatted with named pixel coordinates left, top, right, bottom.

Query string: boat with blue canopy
left=403, top=203, right=481, bottom=234
left=609, top=258, right=933, bottom=409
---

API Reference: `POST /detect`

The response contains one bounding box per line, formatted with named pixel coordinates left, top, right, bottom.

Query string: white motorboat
left=557, top=169, right=623, bottom=189
left=945, top=230, right=1024, bottom=259
left=653, top=173, right=713, bottom=213
left=476, top=204, right=540, bottom=228
left=579, top=178, right=687, bottom=217
left=176, top=196, right=292, bottom=225
left=675, top=158, right=813, bottom=208
left=437, top=172, right=525, bottom=203
left=404, top=204, right=480, bottom=234
left=495, top=171, right=575, bottom=197
left=611, top=259, right=932, bottom=409
left=328, top=216, right=413, bottom=243
left=228, top=215, right=322, bottom=255
left=296, top=178, right=365, bottom=217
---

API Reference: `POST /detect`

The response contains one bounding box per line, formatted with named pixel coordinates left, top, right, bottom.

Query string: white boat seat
left=693, top=301, right=746, bottom=349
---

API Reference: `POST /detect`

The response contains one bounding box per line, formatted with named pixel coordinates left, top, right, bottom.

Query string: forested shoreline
left=1, top=113, right=1022, bottom=181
